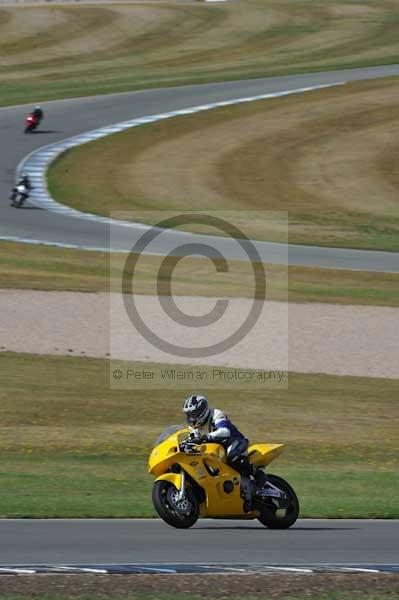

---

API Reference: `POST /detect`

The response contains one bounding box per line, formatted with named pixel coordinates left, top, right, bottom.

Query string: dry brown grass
left=1, top=240, right=399, bottom=305
left=0, top=572, right=398, bottom=599
left=50, top=77, right=399, bottom=251
left=2, top=0, right=399, bottom=105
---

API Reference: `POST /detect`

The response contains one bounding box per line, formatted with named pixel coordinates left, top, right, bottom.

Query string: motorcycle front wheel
left=152, top=480, right=199, bottom=529
left=257, top=474, right=299, bottom=529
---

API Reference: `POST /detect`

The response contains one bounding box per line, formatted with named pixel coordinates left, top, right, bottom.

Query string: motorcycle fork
left=177, top=468, right=186, bottom=501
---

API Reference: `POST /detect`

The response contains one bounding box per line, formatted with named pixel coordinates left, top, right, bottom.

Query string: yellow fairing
left=155, top=472, right=183, bottom=490
left=148, top=430, right=188, bottom=477
left=192, top=443, right=244, bottom=517
left=149, top=430, right=284, bottom=519
left=247, top=443, right=284, bottom=467
left=149, top=431, right=246, bottom=517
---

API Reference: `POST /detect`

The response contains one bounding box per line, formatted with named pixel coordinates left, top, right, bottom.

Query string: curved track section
left=1, top=65, right=399, bottom=270
left=19, top=82, right=342, bottom=226
left=0, top=519, right=398, bottom=565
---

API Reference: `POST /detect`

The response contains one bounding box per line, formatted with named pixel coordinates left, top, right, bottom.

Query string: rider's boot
left=241, top=476, right=256, bottom=512
left=254, top=468, right=267, bottom=489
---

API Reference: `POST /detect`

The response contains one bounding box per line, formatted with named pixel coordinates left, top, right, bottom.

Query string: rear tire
left=12, top=194, right=25, bottom=208
left=152, top=480, right=199, bottom=529
left=257, top=474, right=299, bottom=529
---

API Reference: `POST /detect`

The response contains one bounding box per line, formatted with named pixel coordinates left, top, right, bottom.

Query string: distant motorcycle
left=24, top=114, right=41, bottom=133
left=10, top=183, right=29, bottom=208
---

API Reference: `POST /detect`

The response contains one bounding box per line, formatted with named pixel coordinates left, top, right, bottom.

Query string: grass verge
left=2, top=0, right=399, bottom=107
left=1, top=595, right=399, bottom=600
left=1, top=241, right=399, bottom=306
left=1, top=589, right=399, bottom=600
left=0, top=352, right=398, bottom=518
left=48, top=78, right=399, bottom=252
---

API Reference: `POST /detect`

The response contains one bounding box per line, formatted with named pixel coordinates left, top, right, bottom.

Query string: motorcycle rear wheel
left=257, top=474, right=299, bottom=529
left=152, top=480, right=199, bottom=529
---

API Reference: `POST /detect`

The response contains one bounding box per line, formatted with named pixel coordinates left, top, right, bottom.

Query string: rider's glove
left=190, top=431, right=208, bottom=443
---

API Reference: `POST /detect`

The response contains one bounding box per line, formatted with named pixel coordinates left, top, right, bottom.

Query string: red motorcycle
left=24, top=114, right=41, bottom=133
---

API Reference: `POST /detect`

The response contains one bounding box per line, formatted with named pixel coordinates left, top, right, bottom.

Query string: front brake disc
left=167, top=487, right=191, bottom=515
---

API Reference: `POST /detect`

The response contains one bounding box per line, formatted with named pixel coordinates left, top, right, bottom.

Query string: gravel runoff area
left=1, top=290, right=398, bottom=378
left=0, top=573, right=398, bottom=598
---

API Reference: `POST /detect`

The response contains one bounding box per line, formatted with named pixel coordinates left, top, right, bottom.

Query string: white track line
left=262, top=566, right=314, bottom=573
left=0, top=567, right=36, bottom=574
left=52, top=566, right=108, bottom=574
left=337, top=567, right=381, bottom=573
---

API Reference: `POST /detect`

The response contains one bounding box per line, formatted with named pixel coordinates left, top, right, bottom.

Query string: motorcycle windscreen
left=153, top=424, right=186, bottom=448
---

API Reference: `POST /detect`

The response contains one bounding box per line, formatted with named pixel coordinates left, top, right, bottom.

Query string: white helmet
left=183, top=395, right=210, bottom=427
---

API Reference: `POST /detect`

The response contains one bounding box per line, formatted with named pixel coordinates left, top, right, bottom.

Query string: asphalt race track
left=1, top=65, right=399, bottom=271
left=0, top=519, right=398, bottom=567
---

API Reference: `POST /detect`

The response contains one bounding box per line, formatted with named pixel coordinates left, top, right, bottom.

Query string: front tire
left=257, top=474, right=299, bottom=529
left=152, top=480, right=199, bottom=529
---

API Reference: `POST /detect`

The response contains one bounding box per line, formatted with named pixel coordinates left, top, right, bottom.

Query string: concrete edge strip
left=16, top=82, right=345, bottom=235
left=0, top=564, right=397, bottom=575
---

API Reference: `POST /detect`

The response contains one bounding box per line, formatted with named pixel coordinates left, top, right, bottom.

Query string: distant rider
left=183, top=394, right=266, bottom=508
left=10, top=173, right=32, bottom=205
left=31, top=105, right=43, bottom=122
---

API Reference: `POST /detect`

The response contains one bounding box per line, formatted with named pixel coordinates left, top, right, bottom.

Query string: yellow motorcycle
left=148, top=425, right=299, bottom=529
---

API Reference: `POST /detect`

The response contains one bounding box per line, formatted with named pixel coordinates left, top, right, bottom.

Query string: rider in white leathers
left=10, top=174, right=32, bottom=206
left=183, top=394, right=266, bottom=507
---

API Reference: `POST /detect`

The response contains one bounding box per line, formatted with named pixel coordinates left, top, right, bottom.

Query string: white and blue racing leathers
left=189, top=408, right=250, bottom=467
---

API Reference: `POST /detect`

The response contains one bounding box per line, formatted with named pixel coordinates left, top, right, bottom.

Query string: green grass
left=1, top=241, right=399, bottom=306
left=2, top=455, right=398, bottom=519
left=2, top=0, right=399, bottom=107
left=0, top=352, right=398, bottom=518
left=0, top=455, right=150, bottom=518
